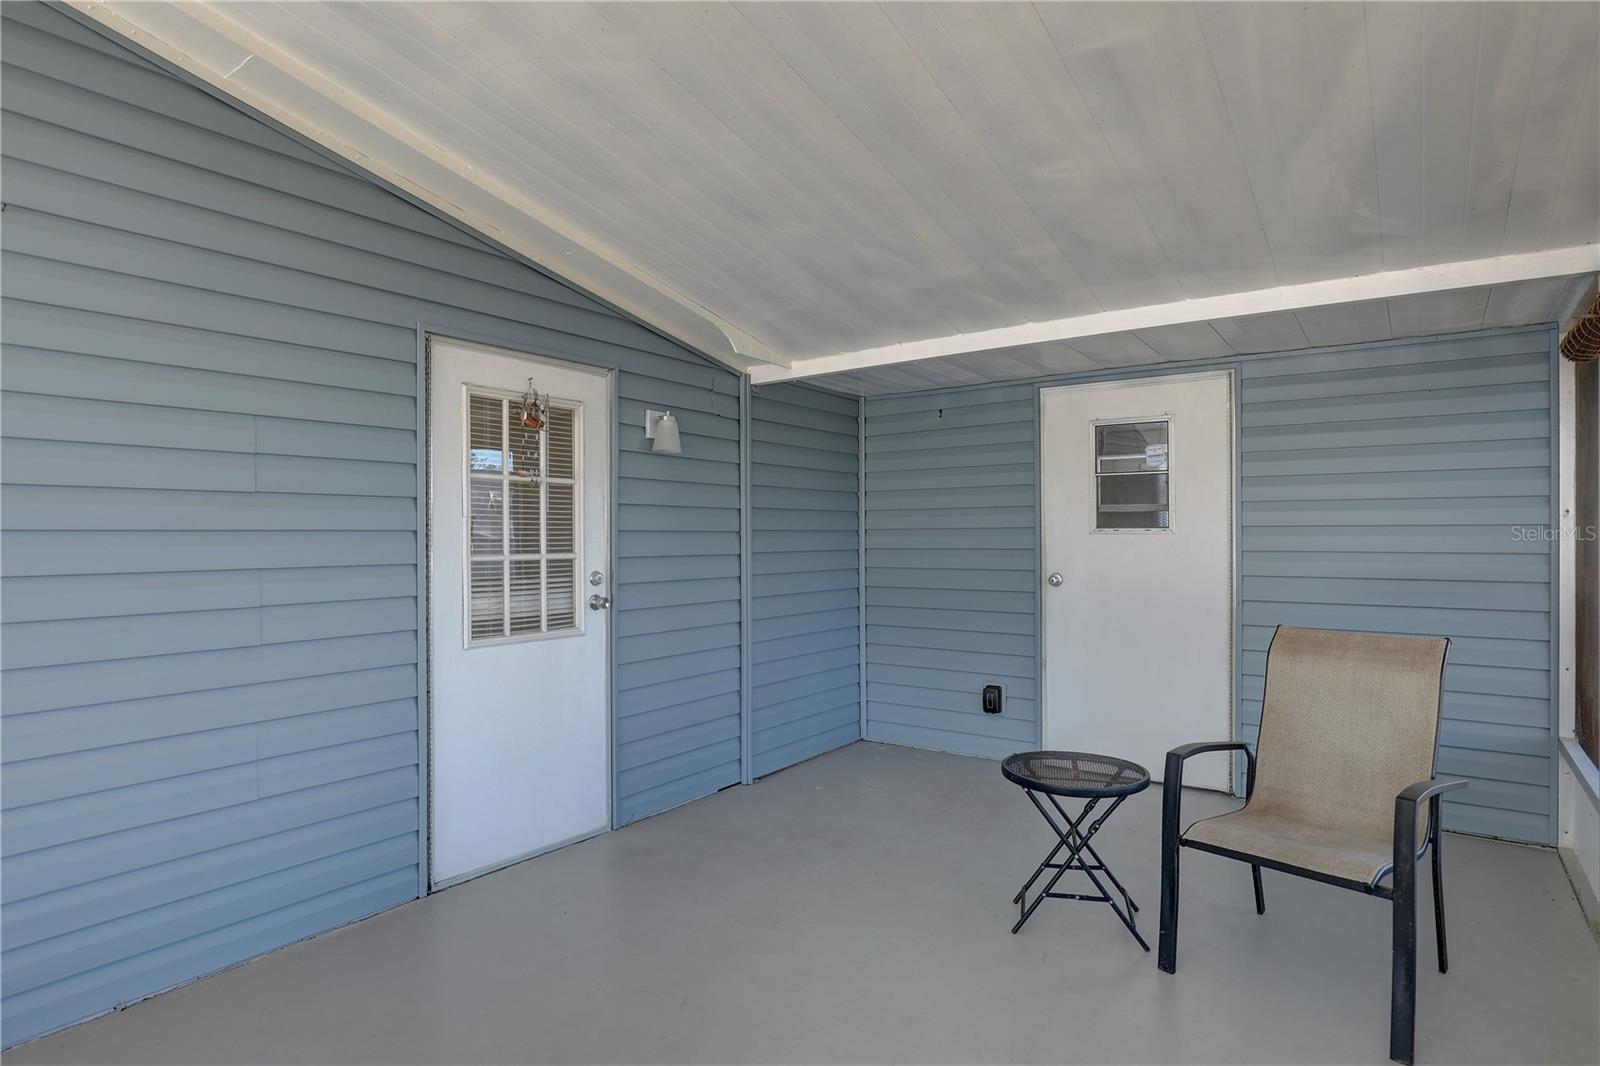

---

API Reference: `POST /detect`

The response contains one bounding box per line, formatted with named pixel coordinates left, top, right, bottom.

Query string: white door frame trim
left=1036, top=367, right=1238, bottom=792
left=419, top=330, right=618, bottom=894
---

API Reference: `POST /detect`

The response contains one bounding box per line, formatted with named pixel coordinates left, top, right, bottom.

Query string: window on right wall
left=1094, top=419, right=1170, bottom=531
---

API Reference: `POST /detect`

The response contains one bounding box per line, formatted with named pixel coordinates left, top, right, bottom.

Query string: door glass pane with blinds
left=466, top=392, right=581, bottom=643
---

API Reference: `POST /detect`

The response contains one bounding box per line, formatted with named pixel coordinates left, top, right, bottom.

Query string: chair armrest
left=1163, top=742, right=1257, bottom=854
left=1393, top=778, right=1468, bottom=867
left=1169, top=740, right=1251, bottom=760
left=1165, top=741, right=1256, bottom=799
left=1395, top=778, right=1468, bottom=806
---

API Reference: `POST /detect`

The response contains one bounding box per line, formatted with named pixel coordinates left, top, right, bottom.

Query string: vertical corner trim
left=1229, top=363, right=1245, bottom=798
left=414, top=327, right=432, bottom=898
left=739, top=375, right=754, bottom=785
left=858, top=397, right=869, bottom=740
left=1031, top=385, right=1044, bottom=750
left=1548, top=328, right=1563, bottom=844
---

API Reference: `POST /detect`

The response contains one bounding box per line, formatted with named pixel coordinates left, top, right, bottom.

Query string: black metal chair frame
left=1156, top=635, right=1466, bottom=1066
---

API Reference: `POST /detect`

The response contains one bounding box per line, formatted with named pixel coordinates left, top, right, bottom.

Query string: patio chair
left=1156, top=626, right=1465, bottom=1065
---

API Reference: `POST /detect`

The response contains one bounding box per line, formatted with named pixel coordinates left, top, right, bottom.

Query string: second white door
left=429, top=338, right=611, bottom=887
left=1040, top=372, right=1234, bottom=791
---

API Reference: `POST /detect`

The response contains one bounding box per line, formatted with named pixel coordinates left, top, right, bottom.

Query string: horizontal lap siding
left=749, top=385, right=861, bottom=777
left=0, top=5, right=738, bottom=1046
left=613, top=367, right=743, bottom=823
left=1239, top=329, right=1556, bottom=844
left=862, top=386, right=1039, bottom=758
left=859, top=329, right=1554, bottom=845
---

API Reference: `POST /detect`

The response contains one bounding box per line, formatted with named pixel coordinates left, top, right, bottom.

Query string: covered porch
left=2, top=2, right=1598, bottom=1061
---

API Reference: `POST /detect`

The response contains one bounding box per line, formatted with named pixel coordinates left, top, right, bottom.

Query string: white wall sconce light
left=644, top=409, right=682, bottom=455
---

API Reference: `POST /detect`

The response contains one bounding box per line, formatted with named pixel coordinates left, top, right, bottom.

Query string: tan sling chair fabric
left=1182, top=627, right=1449, bottom=886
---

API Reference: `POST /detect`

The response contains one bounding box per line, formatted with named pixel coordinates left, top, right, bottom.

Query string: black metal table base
left=1010, top=788, right=1149, bottom=951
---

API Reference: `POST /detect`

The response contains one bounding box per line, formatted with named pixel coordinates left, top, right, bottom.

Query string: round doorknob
left=1048, top=573, right=1064, bottom=587
left=588, top=594, right=612, bottom=611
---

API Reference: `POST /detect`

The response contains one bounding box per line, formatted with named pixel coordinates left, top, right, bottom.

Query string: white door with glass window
left=1040, top=372, right=1234, bottom=791
left=429, top=338, right=611, bottom=887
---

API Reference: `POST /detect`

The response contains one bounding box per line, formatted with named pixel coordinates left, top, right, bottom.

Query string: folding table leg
left=1045, top=793, right=1140, bottom=914
left=1011, top=795, right=1099, bottom=933
left=1010, top=790, right=1148, bottom=950
left=1012, top=835, right=1070, bottom=905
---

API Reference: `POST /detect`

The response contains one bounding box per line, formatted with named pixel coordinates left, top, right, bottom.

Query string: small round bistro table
left=1000, top=750, right=1151, bottom=950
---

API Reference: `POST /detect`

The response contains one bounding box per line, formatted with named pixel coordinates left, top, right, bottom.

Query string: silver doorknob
left=1047, top=573, right=1064, bottom=587
left=588, top=594, right=612, bottom=611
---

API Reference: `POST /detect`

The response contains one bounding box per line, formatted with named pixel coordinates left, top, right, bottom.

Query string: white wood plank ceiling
left=76, top=2, right=1599, bottom=394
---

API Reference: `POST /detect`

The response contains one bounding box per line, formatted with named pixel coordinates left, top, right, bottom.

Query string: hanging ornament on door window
left=517, top=378, right=549, bottom=431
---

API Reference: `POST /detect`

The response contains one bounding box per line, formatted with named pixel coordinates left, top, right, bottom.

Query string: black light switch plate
left=982, top=684, right=1002, bottom=714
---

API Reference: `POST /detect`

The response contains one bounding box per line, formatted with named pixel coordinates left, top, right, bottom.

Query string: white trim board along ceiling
left=73, top=1, right=1599, bottom=394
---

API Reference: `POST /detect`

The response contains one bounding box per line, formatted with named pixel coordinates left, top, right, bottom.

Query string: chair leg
left=1251, top=864, right=1265, bottom=915
left=1430, top=796, right=1448, bottom=974
left=1390, top=858, right=1418, bottom=1065
left=1158, top=782, right=1182, bottom=973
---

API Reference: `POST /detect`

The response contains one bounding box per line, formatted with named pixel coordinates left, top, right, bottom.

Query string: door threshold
left=430, top=823, right=608, bottom=892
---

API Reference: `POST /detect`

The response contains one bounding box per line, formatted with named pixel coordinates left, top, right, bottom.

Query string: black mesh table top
left=1001, top=751, right=1151, bottom=799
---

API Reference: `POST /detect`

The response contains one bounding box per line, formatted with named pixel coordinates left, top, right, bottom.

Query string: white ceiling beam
left=750, top=245, right=1600, bottom=385
left=70, top=1, right=791, bottom=372
left=1556, top=274, right=1598, bottom=334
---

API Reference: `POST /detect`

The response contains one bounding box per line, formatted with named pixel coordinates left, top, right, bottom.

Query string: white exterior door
left=428, top=337, right=611, bottom=887
left=1040, top=372, right=1234, bottom=791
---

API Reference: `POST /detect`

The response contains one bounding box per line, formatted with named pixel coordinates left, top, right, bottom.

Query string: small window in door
left=1094, top=419, right=1170, bottom=530
left=466, top=392, right=581, bottom=643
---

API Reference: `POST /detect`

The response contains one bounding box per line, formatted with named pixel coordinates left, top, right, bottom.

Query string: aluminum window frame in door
left=1036, top=368, right=1238, bottom=793
left=456, top=385, right=590, bottom=650
left=1087, top=413, right=1177, bottom=536
left=418, top=327, right=619, bottom=893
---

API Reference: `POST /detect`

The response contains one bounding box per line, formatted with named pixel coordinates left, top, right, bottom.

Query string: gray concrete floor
left=11, top=742, right=1598, bottom=1065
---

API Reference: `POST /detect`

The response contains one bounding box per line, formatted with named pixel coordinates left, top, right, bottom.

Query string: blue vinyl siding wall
left=862, top=328, right=1556, bottom=844
left=610, top=371, right=742, bottom=825
left=1239, top=329, right=1556, bottom=844
left=862, top=384, right=1040, bottom=758
left=749, top=384, right=861, bottom=777
left=0, top=4, right=739, bottom=1045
